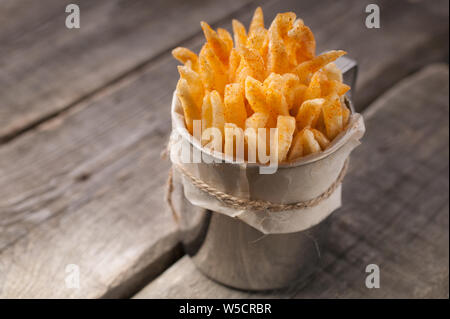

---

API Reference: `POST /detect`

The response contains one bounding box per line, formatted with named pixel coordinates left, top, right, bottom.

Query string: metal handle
left=335, top=55, right=358, bottom=98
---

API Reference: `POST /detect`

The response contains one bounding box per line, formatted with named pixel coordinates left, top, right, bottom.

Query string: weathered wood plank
left=0, top=0, right=254, bottom=142
left=0, top=56, right=184, bottom=298
left=0, top=0, right=447, bottom=298
left=134, top=64, right=449, bottom=299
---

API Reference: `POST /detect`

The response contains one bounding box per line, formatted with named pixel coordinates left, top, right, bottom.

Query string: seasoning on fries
left=172, top=7, right=351, bottom=163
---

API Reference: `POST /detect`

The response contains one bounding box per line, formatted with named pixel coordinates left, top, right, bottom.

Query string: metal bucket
left=171, top=170, right=331, bottom=290
left=169, top=57, right=357, bottom=290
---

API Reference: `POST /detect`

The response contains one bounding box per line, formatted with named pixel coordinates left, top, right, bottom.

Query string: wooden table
left=0, top=0, right=448, bottom=299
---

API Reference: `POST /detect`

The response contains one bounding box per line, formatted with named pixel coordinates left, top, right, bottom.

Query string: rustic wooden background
left=0, top=0, right=448, bottom=298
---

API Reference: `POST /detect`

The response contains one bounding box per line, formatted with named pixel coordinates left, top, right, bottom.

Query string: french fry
left=201, top=21, right=230, bottom=65
left=210, top=90, right=226, bottom=136
left=249, top=7, right=264, bottom=34
left=293, top=50, right=346, bottom=84
left=287, top=131, right=303, bottom=161
left=176, top=78, right=200, bottom=134
left=271, top=12, right=296, bottom=39
left=311, top=128, right=330, bottom=149
left=224, top=83, right=247, bottom=129
left=201, top=92, right=213, bottom=145
left=296, top=98, right=325, bottom=129
left=303, top=70, right=326, bottom=100
left=320, top=78, right=350, bottom=97
left=247, top=27, right=268, bottom=56
left=322, top=94, right=343, bottom=140
left=238, top=46, right=266, bottom=81
left=172, top=47, right=199, bottom=72
left=324, top=62, right=343, bottom=83
left=245, top=112, right=269, bottom=162
left=287, top=19, right=316, bottom=63
left=201, top=92, right=212, bottom=130
left=302, top=128, right=321, bottom=155
left=232, top=19, right=247, bottom=49
left=228, top=48, right=240, bottom=82
left=224, top=123, right=244, bottom=160
left=267, top=13, right=295, bottom=74
left=281, top=73, right=300, bottom=109
left=342, top=102, right=351, bottom=126
left=217, top=28, right=233, bottom=55
left=177, top=65, right=204, bottom=113
left=276, top=115, right=296, bottom=162
left=266, top=87, right=289, bottom=116
left=245, top=112, right=269, bottom=130
left=245, top=76, right=269, bottom=114
left=290, top=83, right=308, bottom=116
left=263, top=72, right=285, bottom=92
left=199, top=43, right=228, bottom=95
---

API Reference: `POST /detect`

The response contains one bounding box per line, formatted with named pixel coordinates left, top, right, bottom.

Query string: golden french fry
left=266, top=87, right=289, bottom=116
left=247, top=27, right=268, bottom=56
left=201, top=92, right=212, bottom=130
left=288, top=19, right=316, bottom=63
left=320, top=79, right=350, bottom=97
left=217, top=28, right=233, bottom=54
left=177, top=65, right=204, bottom=113
left=228, top=48, right=241, bottom=82
left=324, top=62, right=343, bottom=82
left=224, top=83, right=247, bottom=129
left=176, top=78, right=200, bottom=134
left=293, top=50, right=346, bottom=84
left=249, top=7, right=264, bottom=34
left=276, top=115, right=296, bottom=162
left=172, top=47, right=199, bottom=72
left=271, top=12, right=296, bottom=39
left=245, top=112, right=269, bottom=162
left=238, top=46, right=266, bottom=81
left=263, top=72, right=284, bottom=92
left=224, top=123, right=245, bottom=160
left=232, top=19, right=247, bottom=49
left=290, top=83, right=308, bottom=116
left=199, top=43, right=228, bottom=95
left=245, top=112, right=269, bottom=129
left=281, top=73, right=301, bottom=109
left=296, top=98, right=325, bottom=129
left=322, top=94, right=343, bottom=140
left=267, top=25, right=291, bottom=74
left=245, top=76, right=269, bottom=114
left=287, top=131, right=303, bottom=161
left=311, top=128, right=330, bottom=149
left=303, top=70, right=326, bottom=100
left=201, top=21, right=230, bottom=65
left=302, top=128, right=321, bottom=155
left=210, top=90, right=226, bottom=135
left=342, top=102, right=350, bottom=126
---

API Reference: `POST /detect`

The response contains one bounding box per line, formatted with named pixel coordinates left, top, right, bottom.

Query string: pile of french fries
left=173, top=7, right=351, bottom=163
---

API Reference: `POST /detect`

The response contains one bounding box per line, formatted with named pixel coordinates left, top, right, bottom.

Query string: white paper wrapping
left=169, top=92, right=365, bottom=234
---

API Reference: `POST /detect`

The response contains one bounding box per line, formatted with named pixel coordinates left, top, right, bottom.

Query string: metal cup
left=170, top=57, right=357, bottom=290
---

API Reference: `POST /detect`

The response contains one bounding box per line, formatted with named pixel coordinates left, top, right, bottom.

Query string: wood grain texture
left=134, top=64, right=449, bottom=299
left=0, top=0, right=255, bottom=142
left=0, top=56, right=184, bottom=297
left=0, top=0, right=448, bottom=298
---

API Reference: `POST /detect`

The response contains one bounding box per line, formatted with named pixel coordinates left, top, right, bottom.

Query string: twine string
left=166, top=158, right=349, bottom=213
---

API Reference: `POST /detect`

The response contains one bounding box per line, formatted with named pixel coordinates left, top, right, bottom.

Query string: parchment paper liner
left=169, top=92, right=365, bottom=234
